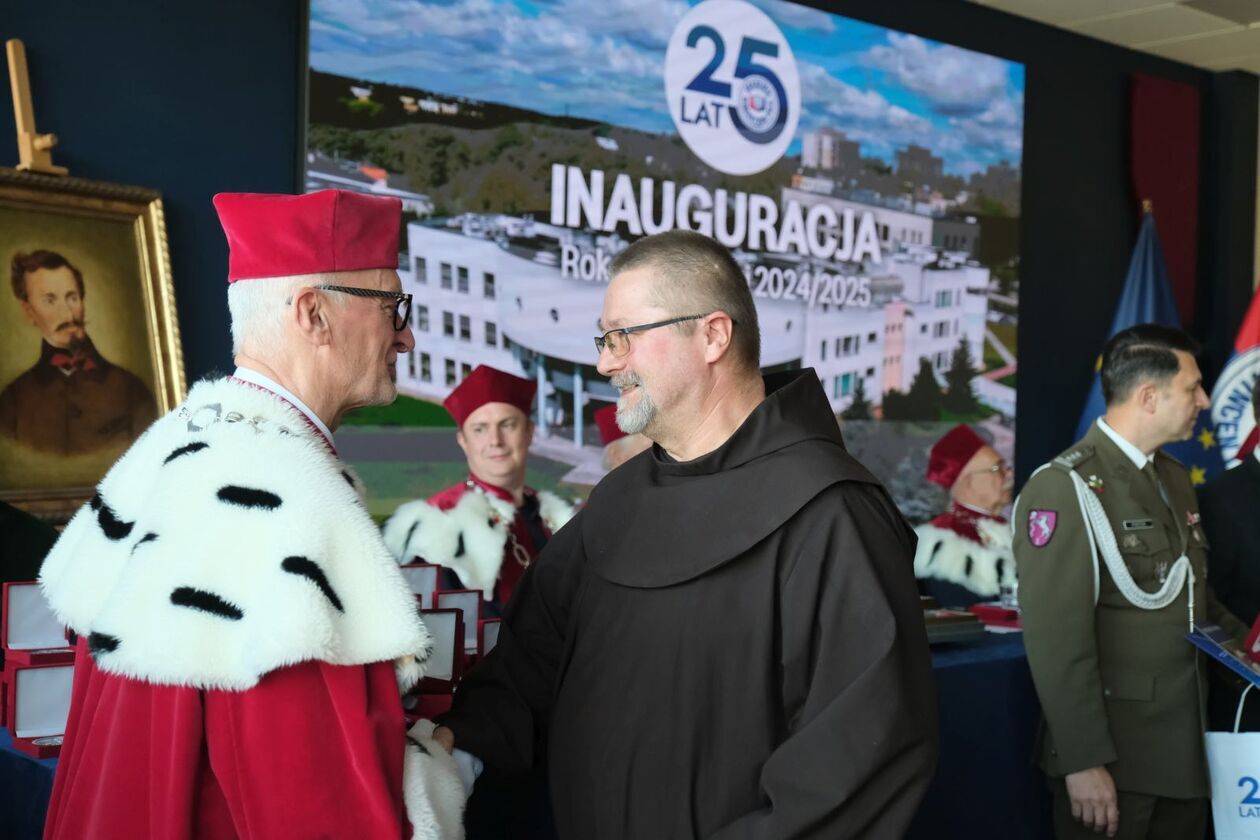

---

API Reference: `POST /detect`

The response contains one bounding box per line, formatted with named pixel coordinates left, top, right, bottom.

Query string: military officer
left=1015, top=324, right=1247, bottom=839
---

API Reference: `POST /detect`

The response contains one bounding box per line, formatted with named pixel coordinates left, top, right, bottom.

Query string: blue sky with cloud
left=311, top=0, right=1024, bottom=176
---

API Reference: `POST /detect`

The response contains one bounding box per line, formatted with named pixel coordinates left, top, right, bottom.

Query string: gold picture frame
left=0, top=167, right=184, bottom=523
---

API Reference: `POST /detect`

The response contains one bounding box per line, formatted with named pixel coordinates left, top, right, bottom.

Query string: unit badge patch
left=1028, top=510, right=1057, bottom=547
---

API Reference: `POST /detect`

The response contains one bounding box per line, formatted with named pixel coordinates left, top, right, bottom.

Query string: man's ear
left=1135, top=380, right=1160, bottom=414
left=290, top=286, right=332, bottom=346
left=455, top=428, right=470, bottom=458
left=701, top=312, right=735, bottom=364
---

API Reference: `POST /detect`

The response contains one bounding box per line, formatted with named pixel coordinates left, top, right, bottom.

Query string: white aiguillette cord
left=1066, top=469, right=1195, bottom=630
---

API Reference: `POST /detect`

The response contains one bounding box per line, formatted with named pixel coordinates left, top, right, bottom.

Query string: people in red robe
left=40, top=189, right=465, bottom=840
left=914, top=423, right=1016, bottom=608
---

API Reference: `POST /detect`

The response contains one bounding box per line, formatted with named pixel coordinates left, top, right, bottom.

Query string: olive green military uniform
left=1014, top=422, right=1248, bottom=839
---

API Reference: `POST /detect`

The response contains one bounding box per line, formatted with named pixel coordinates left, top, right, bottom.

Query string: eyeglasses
left=594, top=313, right=712, bottom=358
left=312, top=284, right=412, bottom=332
left=966, top=460, right=1012, bottom=478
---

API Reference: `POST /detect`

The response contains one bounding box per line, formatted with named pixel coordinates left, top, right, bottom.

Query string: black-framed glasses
left=313, top=284, right=413, bottom=331
left=594, top=313, right=711, bottom=358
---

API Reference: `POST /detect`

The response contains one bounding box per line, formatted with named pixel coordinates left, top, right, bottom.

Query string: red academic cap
left=926, top=424, right=988, bottom=489
left=594, top=404, right=626, bottom=445
left=444, top=365, right=537, bottom=427
left=213, top=190, right=401, bottom=282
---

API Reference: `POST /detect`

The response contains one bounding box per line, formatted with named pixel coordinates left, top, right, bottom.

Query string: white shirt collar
left=1095, top=417, right=1151, bottom=469
left=1254, top=446, right=1260, bottom=467
left=232, top=366, right=334, bottom=445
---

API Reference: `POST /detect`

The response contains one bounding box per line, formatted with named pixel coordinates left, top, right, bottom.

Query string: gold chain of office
left=465, top=479, right=533, bottom=568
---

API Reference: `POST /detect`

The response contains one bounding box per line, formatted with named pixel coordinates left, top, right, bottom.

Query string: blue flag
left=1073, top=211, right=1224, bottom=485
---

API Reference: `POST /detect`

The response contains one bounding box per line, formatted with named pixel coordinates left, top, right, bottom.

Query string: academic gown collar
left=584, top=369, right=882, bottom=588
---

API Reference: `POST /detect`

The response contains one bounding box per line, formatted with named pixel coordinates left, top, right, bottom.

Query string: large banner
left=306, top=0, right=1024, bottom=517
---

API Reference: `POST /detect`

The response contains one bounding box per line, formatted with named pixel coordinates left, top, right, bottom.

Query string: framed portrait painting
left=0, top=167, right=184, bottom=522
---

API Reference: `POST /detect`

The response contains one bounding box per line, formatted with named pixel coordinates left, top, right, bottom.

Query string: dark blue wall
left=0, top=0, right=303, bottom=382
left=1, top=0, right=1254, bottom=478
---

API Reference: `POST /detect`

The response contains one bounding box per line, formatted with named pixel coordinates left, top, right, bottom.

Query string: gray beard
left=616, top=387, right=657, bottom=435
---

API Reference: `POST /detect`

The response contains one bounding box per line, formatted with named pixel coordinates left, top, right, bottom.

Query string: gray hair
left=227, top=272, right=344, bottom=356
left=609, top=230, right=760, bottom=372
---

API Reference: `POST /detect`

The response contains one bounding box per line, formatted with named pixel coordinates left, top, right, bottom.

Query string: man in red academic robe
left=384, top=365, right=575, bottom=619
left=913, top=424, right=1016, bottom=608
left=39, top=190, right=465, bottom=840
left=384, top=364, right=574, bottom=840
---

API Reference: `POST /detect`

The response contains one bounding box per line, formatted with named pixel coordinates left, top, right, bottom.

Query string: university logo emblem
left=663, top=0, right=800, bottom=176
left=1028, top=510, right=1056, bottom=548
left=1211, top=294, right=1260, bottom=467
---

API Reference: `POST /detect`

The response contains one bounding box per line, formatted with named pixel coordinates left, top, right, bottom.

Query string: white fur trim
left=383, top=492, right=514, bottom=600
left=383, top=499, right=464, bottom=566
left=404, top=719, right=467, bottom=840
left=38, top=377, right=429, bottom=691
left=395, top=654, right=426, bottom=694
left=538, top=490, right=576, bottom=534
left=913, top=522, right=1014, bottom=598
left=342, top=464, right=367, bottom=501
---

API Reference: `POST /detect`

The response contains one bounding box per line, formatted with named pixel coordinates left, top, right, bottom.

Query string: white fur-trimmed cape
left=913, top=517, right=1015, bottom=598
left=382, top=487, right=576, bottom=600
left=39, top=376, right=431, bottom=691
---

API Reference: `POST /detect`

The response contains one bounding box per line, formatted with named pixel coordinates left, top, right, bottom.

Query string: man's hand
left=432, top=725, right=455, bottom=754
left=1065, top=766, right=1118, bottom=836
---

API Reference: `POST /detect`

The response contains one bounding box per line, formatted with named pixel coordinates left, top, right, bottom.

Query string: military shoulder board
left=1052, top=445, right=1095, bottom=471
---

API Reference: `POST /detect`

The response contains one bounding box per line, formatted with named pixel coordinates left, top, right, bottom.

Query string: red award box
left=478, top=619, right=501, bottom=658
left=7, top=661, right=74, bottom=758
left=2, top=582, right=74, bottom=666
left=435, top=589, right=481, bottom=654
left=418, top=608, right=465, bottom=695
left=967, top=603, right=1022, bottom=630
left=399, top=563, right=441, bottom=609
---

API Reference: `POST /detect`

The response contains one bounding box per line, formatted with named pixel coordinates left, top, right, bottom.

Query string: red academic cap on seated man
left=594, top=404, right=627, bottom=445
left=926, top=424, right=988, bottom=489
left=213, top=189, right=401, bottom=282
left=444, top=365, right=537, bottom=427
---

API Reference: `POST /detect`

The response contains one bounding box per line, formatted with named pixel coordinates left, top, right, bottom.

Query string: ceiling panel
left=970, top=0, right=1260, bottom=74
left=1147, top=25, right=1260, bottom=64
left=1073, top=5, right=1238, bottom=45
left=973, top=0, right=1172, bottom=26
left=1183, top=0, right=1260, bottom=26
left=1200, top=53, right=1260, bottom=74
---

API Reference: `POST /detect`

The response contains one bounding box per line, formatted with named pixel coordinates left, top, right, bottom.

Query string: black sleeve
left=436, top=510, right=586, bottom=773
left=708, top=484, right=939, bottom=840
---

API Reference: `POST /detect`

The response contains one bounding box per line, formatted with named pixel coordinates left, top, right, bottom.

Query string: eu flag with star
left=1073, top=209, right=1224, bottom=485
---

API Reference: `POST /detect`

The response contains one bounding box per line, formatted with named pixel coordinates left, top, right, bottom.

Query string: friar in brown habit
left=433, top=230, right=938, bottom=839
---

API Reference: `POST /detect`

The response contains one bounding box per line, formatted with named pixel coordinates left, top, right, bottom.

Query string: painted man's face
left=21, top=266, right=86, bottom=349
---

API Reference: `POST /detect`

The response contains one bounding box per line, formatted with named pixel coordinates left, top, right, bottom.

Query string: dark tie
left=1141, top=461, right=1170, bottom=509
left=1143, top=460, right=1188, bottom=553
